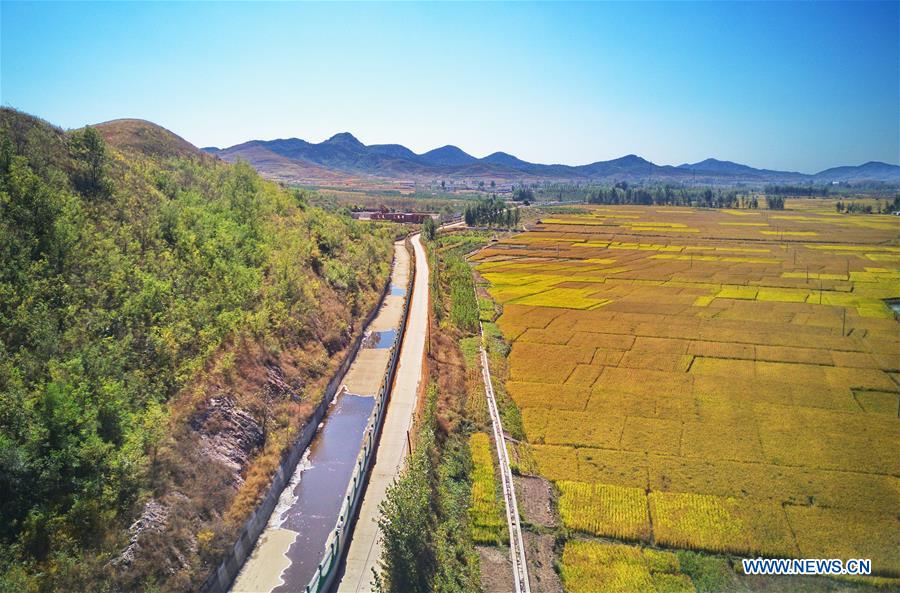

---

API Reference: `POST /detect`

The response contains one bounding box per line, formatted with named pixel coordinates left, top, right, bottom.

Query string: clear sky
left=2, top=1, right=898, bottom=172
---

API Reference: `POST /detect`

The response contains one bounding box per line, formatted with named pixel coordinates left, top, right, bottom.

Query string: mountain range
left=203, top=132, right=900, bottom=186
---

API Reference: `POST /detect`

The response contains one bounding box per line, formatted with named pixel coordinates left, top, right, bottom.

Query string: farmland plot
left=472, top=205, right=900, bottom=583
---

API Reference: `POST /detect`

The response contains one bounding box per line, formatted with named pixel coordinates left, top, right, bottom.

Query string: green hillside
left=0, top=109, right=395, bottom=592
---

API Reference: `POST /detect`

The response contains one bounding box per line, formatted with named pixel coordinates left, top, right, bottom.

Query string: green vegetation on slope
left=0, top=109, right=394, bottom=592
left=378, top=384, right=481, bottom=593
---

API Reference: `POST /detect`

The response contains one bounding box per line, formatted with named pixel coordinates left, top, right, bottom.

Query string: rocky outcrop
left=264, top=361, right=300, bottom=402
left=190, top=396, right=264, bottom=487
left=113, top=499, right=169, bottom=568
left=112, top=494, right=198, bottom=579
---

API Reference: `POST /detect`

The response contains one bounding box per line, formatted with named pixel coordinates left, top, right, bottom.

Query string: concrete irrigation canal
left=336, top=233, right=428, bottom=593
left=228, top=239, right=415, bottom=593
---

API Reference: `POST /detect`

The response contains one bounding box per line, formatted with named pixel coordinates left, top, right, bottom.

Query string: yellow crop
left=475, top=205, right=900, bottom=575
left=468, top=432, right=508, bottom=545
left=561, top=540, right=696, bottom=593
left=760, top=230, right=819, bottom=236
left=558, top=481, right=650, bottom=540
left=649, top=491, right=798, bottom=557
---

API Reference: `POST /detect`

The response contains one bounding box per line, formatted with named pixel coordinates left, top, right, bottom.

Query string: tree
left=512, top=187, right=534, bottom=202
left=377, top=409, right=436, bottom=593
left=69, top=127, right=108, bottom=197
left=422, top=216, right=436, bottom=241
left=766, top=196, right=786, bottom=210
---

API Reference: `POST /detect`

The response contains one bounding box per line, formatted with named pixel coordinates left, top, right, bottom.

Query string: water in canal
left=364, top=329, right=397, bottom=349
left=269, top=392, right=374, bottom=593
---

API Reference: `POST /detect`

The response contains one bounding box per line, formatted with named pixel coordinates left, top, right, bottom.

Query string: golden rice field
left=468, top=432, right=508, bottom=545
left=561, top=540, right=696, bottom=593
left=472, top=204, right=900, bottom=577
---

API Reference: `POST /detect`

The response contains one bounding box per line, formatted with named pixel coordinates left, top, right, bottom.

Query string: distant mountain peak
left=324, top=132, right=364, bottom=146
left=616, top=154, right=650, bottom=164
left=430, top=144, right=468, bottom=155
left=678, top=158, right=765, bottom=175
left=481, top=151, right=534, bottom=170
left=419, top=145, right=477, bottom=167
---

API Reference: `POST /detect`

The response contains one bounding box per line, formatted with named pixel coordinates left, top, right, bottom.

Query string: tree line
left=463, top=196, right=520, bottom=228
left=765, top=184, right=831, bottom=197
left=587, top=184, right=758, bottom=209
left=836, top=195, right=900, bottom=214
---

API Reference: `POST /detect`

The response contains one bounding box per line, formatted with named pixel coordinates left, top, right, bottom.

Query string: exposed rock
left=112, top=499, right=169, bottom=568
left=112, top=494, right=198, bottom=578
left=264, top=360, right=300, bottom=401
left=190, top=395, right=264, bottom=487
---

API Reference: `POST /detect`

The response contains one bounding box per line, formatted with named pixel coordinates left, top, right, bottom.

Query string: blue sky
left=2, top=1, right=898, bottom=172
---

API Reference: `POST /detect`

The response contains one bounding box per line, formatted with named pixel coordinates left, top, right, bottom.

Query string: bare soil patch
left=515, top=475, right=557, bottom=528
left=477, top=545, right=514, bottom=593
left=524, top=532, right=563, bottom=593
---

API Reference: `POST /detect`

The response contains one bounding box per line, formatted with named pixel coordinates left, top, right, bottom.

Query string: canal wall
left=302, top=237, right=415, bottom=593
left=197, top=239, right=414, bottom=593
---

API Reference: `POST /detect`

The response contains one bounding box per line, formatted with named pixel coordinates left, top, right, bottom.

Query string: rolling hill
left=93, top=118, right=207, bottom=160
left=0, top=108, right=395, bottom=593
left=204, top=133, right=900, bottom=186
